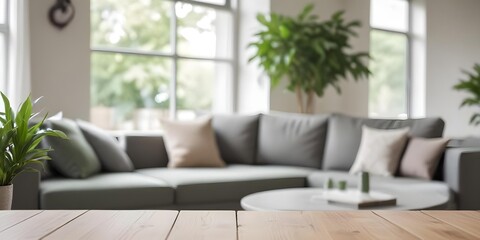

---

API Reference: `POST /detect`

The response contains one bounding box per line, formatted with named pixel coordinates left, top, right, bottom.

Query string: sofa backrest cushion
left=77, top=119, right=135, bottom=172
left=257, top=113, right=329, bottom=168
left=213, top=114, right=259, bottom=165
left=124, top=135, right=169, bottom=169
left=44, top=119, right=102, bottom=178
left=322, top=114, right=445, bottom=171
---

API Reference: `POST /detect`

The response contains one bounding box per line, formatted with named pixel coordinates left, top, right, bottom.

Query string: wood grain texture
left=44, top=210, right=178, bottom=240
left=0, top=210, right=479, bottom=240
left=375, top=211, right=478, bottom=240
left=238, top=211, right=419, bottom=240
left=0, top=210, right=85, bottom=240
left=0, top=210, right=42, bottom=232
left=167, top=210, right=236, bottom=240
left=423, top=211, right=480, bottom=238
left=308, top=211, right=420, bottom=240
left=238, top=211, right=328, bottom=240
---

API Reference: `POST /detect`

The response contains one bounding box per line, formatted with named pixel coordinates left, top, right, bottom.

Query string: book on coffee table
left=323, top=189, right=396, bottom=208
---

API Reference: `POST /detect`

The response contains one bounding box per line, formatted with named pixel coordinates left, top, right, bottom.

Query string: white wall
left=29, top=0, right=90, bottom=120
left=236, top=0, right=271, bottom=113
left=269, top=0, right=370, bottom=116
left=410, top=0, right=427, bottom=118
left=425, top=0, right=480, bottom=137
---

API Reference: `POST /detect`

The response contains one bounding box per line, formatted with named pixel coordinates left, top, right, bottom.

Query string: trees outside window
left=91, top=0, right=233, bottom=130
left=369, top=0, right=410, bottom=118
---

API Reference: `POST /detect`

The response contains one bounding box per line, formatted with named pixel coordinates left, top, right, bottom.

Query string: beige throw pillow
left=161, top=116, right=225, bottom=168
left=349, top=126, right=410, bottom=176
left=399, top=137, right=449, bottom=180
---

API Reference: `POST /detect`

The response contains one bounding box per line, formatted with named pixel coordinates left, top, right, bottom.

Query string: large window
left=0, top=0, right=8, bottom=92
left=369, top=0, right=410, bottom=118
left=91, top=0, right=234, bottom=130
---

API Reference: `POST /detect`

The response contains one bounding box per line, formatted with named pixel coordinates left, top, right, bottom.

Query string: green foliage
left=91, top=0, right=172, bottom=120
left=453, top=63, right=480, bottom=125
left=248, top=4, right=371, bottom=98
left=91, top=0, right=217, bottom=123
left=0, top=93, right=67, bottom=185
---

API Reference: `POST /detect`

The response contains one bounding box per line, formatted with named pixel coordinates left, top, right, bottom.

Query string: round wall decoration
left=48, top=0, right=75, bottom=30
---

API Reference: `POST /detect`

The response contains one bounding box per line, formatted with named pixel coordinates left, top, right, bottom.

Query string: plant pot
left=0, top=184, right=13, bottom=210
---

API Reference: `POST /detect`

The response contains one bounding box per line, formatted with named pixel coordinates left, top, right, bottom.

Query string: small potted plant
left=0, top=93, right=66, bottom=210
left=453, top=63, right=480, bottom=125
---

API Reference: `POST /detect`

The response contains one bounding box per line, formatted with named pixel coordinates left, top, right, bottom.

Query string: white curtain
left=8, top=0, right=30, bottom=108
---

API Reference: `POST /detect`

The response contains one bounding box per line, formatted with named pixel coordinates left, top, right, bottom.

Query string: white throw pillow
left=349, top=126, right=410, bottom=176
left=161, top=116, right=225, bottom=168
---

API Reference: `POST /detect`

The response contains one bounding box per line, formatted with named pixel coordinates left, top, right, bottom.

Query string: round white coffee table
left=241, top=188, right=451, bottom=211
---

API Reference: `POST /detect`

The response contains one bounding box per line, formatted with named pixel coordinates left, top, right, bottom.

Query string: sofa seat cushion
left=136, top=165, right=314, bottom=204
left=40, top=173, right=174, bottom=209
left=307, top=171, right=453, bottom=209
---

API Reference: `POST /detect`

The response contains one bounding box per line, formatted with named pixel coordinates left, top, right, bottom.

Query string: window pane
left=192, top=0, right=226, bottom=5
left=371, top=0, right=408, bottom=32
left=91, top=52, right=172, bottom=130
left=176, top=2, right=232, bottom=58
left=369, top=30, right=407, bottom=118
left=177, top=59, right=231, bottom=120
left=91, top=0, right=172, bottom=52
left=0, top=0, right=5, bottom=24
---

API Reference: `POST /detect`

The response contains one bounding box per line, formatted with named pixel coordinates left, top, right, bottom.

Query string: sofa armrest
left=444, top=147, right=480, bottom=210
left=11, top=171, right=40, bottom=209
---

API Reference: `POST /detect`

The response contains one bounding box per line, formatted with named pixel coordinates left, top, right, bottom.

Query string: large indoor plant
left=453, top=63, right=480, bottom=125
left=248, top=4, right=371, bottom=113
left=0, top=93, right=66, bottom=210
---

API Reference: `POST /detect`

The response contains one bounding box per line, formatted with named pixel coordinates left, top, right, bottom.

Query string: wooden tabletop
left=0, top=210, right=479, bottom=239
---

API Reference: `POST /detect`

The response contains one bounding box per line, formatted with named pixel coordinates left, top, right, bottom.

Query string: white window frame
left=0, top=0, right=9, bottom=92
left=369, top=0, right=412, bottom=118
left=91, top=0, right=236, bottom=121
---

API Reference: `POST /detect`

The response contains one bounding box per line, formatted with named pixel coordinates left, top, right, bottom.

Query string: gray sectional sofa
left=11, top=113, right=480, bottom=210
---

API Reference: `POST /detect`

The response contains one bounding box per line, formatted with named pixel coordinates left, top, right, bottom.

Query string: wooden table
left=0, top=210, right=479, bottom=239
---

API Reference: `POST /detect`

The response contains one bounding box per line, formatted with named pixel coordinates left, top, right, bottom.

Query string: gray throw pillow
left=44, top=119, right=101, bottom=178
left=77, top=120, right=134, bottom=172
left=257, top=113, right=329, bottom=168
left=213, top=114, right=259, bottom=164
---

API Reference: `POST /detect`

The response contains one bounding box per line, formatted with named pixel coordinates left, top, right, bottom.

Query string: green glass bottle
left=360, top=172, right=370, bottom=193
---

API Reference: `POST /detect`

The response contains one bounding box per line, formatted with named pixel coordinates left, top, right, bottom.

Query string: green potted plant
left=0, top=93, right=66, bottom=210
left=453, top=63, right=480, bottom=125
left=248, top=4, right=371, bottom=113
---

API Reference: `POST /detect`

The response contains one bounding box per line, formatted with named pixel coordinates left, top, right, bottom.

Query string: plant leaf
left=298, top=4, right=314, bottom=22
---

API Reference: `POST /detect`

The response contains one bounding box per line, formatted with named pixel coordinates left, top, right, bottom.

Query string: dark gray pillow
left=124, top=135, right=169, bottom=169
left=257, top=113, right=329, bottom=168
left=213, top=114, right=259, bottom=164
left=44, top=119, right=101, bottom=178
left=77, top=120, right=134, bottom=172
left=322, top=113, right=445, bottom=171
